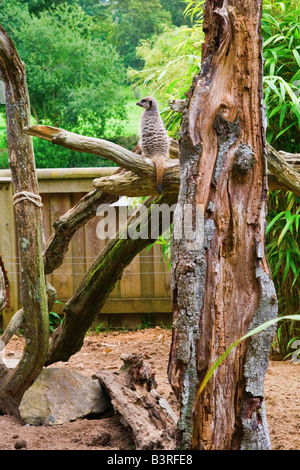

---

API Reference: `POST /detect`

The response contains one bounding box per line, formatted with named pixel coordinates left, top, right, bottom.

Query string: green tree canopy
left=109, top=0, right=172, bottom=68
left=0, top=0, right=104, bottom=15
left=160, top=0, right=191, bottom=27
left=0, top=1, right=127, bottom=167
left=0, top=2, right=126, bottom=134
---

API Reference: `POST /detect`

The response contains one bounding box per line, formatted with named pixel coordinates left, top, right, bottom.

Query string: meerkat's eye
left=141, top=99, right=146, bottom=103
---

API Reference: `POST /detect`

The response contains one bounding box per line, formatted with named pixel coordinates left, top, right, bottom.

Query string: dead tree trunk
left=0, top=26, right=49, bottom=416
left=168, top=0, right=278, bottom=450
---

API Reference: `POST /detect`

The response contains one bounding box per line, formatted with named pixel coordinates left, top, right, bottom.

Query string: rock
left=14, top=439, right=27, bottom=450
left=19, top=368, right=111, bottom=426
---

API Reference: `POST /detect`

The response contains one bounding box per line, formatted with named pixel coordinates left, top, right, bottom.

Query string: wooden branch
left=45, top=192, right=178, bottom=366
left=44, top=188, right=118, bottom=274
left=93, top=168, right=180, bottom=196
left=24, top=125, right=155, bottom=176
left=0, top=26, right=49, bottom=416
left=267, top=144, right=300, bottom=197
left=0, top=308, right=24, bottom=346
left=24, top=124, right=300, bottom=197
left=277, top=149, right=300, bottom=162
left=93, top=148, right=299, bottom=197
left=0, top=282, right=57, bottom=347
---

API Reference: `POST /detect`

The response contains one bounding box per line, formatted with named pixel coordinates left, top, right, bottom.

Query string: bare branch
left=93, top=167, right=180, bottom=196
left=46, top=192, right=178, bottom=365
left=24, top=125, right=154, bottom=176
left=24, top=125, right=300, bottom=197
left=267, top=144, right=300, bottom=197
left=44, top=189, right=118, bottom=274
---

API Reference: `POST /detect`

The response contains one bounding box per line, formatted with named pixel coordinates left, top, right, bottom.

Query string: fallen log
left=93, top=354, right=178, bottom=450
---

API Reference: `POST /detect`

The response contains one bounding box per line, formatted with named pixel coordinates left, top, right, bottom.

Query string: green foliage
left=0, top=2, right=127, bottom=133
left=160, top=0, right=192, bottom=27
left=0, top=0, right=75, bottom=14
left=262, top=0, right=300, bottom=153
left=267, top=191, right=300, bottom=356
left=137, top=313, right=155, bottom=330
left=198, top=314, right=300, bottom=395
left=0, top=1, right=129, bottom=167
left=128, top=4, right=204, bottom=137
left=109, top=0, right=172, bottom=69
left=147, top=225, right=172, bottom=269
left=49, top=311, right=62, bottom=333
left=94, top=322, right=104, bottom=334
left=0, top=0, right=111, bottom=20
left=33, top=138, right=116, bottom=169
left=0, top=111, right=8, bottom=169
left=261, top=0, right=300, bottom=357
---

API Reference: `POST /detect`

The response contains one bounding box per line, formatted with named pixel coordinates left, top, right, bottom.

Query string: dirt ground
left=0, top=327, right=299, bottom=451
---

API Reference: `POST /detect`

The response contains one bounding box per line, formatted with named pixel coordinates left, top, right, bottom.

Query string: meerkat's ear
left=148, top=99, right=153, bottom=108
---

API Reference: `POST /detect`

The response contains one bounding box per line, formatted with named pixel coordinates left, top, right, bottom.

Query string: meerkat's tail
left=152, top=156, right=164, bottom=194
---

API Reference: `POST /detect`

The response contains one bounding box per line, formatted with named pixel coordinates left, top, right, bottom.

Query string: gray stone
left=19, top=368, right=111, bottom=426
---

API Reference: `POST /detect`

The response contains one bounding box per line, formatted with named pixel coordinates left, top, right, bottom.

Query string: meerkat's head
left=136, top=96, right=157, bottom=111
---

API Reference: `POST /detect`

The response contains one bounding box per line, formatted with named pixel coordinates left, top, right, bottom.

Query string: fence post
left=0, top=178, right=19, bottom=328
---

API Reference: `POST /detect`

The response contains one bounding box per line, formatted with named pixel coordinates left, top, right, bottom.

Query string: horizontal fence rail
left=0, top=168, right=172, bottom=329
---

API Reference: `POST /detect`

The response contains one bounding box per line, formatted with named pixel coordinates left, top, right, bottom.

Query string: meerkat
left=136, top=96, right=169, bottom=194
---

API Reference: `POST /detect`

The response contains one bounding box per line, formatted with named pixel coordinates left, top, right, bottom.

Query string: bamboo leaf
left=266, top=211, right=284, bottom=233
left=278, top=213, right=295, bottom=245
left=279, top=102, right=287, bottom=128
left=293, top=49, right=300, bottom=68
left=274, top=122, right=297, bottom=140
left=196, top=315, right=300, bottom=397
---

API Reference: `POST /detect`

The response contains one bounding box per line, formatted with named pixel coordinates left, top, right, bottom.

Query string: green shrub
left=33, top=138, right=116, bottom=169
left=262, top=0, right=300, bottom=153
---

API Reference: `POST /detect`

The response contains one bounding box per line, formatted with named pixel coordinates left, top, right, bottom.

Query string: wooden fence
left=0, top=168, right=172, bottom=329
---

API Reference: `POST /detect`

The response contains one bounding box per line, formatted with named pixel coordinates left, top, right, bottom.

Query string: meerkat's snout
left=136, top=97, right=153, bottom=110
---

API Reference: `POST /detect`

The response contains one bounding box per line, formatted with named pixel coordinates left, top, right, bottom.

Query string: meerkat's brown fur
left=136, top=96, right=169, bottom=194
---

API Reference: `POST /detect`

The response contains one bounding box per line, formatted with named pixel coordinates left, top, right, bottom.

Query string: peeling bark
left=168, top=0, right=277, bottom=450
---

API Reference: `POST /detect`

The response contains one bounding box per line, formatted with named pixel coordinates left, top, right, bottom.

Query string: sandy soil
left=0, top=327, right=299, bottom=451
